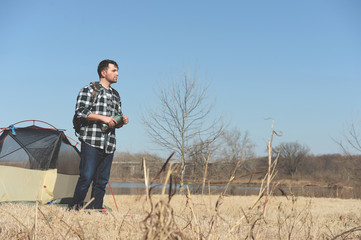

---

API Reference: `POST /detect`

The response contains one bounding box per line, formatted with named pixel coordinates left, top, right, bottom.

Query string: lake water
left=106, top=182, right=361, bottom=198
left=106, top=182, right=261, bottom=195
left=108, top=182, right=260, bottom=190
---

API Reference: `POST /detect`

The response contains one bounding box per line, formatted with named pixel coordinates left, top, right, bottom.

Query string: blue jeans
left=70, top=141, right=114, bottom=210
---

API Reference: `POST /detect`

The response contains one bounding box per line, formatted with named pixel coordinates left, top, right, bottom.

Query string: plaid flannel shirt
left=75, top=82, right=122, bottom=153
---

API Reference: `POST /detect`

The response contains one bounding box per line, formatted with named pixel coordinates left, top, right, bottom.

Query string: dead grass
left=2, top=124, right=360, bottom=239
left=0, top=194, right=360, bottom=239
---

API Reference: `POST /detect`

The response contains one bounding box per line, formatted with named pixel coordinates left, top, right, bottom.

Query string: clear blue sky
left=1, top=1, right=360, bottom=157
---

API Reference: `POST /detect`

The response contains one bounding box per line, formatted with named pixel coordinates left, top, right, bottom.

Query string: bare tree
left=217, top=128, right=256, bottom=174
left=274, top=142, right=310, bottom=177
left=220, top=128, right=255, bottom=162
left=333, top=120, right=361, bottom=182
left=334, top=120, right=361, bottom=154
left=142, top=69, right=224, bottom=193
left=187, top=139, right=214, bottom=180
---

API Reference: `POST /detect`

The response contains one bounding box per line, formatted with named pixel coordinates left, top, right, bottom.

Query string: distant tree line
left=110, top=143, right=361, bottom=188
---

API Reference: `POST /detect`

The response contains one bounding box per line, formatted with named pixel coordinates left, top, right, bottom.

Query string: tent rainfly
left=0, top=120, right=83, bottom=204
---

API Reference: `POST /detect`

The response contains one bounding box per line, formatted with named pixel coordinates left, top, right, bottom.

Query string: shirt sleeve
left=75, top=85, right=93, bottom=119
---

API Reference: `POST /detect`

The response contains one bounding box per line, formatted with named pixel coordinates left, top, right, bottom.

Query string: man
left=69, top=59, right=129, bottom=210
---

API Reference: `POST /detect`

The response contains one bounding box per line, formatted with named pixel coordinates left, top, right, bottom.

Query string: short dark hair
left=97, top=59, right=118, bottom=78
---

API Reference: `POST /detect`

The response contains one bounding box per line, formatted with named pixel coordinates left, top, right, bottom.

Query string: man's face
left=103, top=64, right=119, bottom=83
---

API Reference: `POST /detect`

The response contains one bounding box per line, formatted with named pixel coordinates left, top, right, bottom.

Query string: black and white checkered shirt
left=75, top=82, right=122, bottom=153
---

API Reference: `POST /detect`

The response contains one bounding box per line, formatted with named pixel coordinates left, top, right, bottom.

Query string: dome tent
left=0, top=120, right=83, bottom=204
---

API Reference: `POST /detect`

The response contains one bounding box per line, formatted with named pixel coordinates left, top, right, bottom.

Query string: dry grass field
left=0, top=193, right=360, bottom=239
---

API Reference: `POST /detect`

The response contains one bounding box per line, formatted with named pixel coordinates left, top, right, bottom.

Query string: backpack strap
left=93, top=81, right=101, bottom=91
left=90, top=81, right=101, bottom=106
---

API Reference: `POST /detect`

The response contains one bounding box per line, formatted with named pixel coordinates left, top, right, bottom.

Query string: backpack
left=72, top=82, right=120, bottom=135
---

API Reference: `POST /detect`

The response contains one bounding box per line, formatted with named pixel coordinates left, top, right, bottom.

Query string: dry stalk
left=146, top=152, right=177, bottom=206
left=37, top=206, right=58, bottom=239
left=186, top=186, right=201, bottom=240
left=263, top=154, right=280, bottom=214
left=114, top=209, right=138, bottom=236
left=142, top=153, right=186, bottom=239
left=149, top=152, right=175, bottom=185
left=162, top=163, right=177, bottom=196
left=249, top=160, right=278, bottom=210
left=34, top=200, right=38, bottom=240
left=201, top=141, right=214, bottom=195
left=277, top=198, right=313, bottom=240
left=35, top=213, right=58, bottom=239
left=250, top=121, right=281, bottom=209
left=251, top=186, right=266, bottom=210
left=142, top=192, right=184, bottom=239
left=76, top=219, right=85, bottom=240
left=207, top=154, right=243, bottom=238
left=42, top=203, right=77, bottom=232
left=203, top=181, right=212, bottom=216
left=247, top=121, right=282, bottom=240
left=80, top=197, right=95, bottom=210
left=2, top=208, right=31, bottom=232
left=5, top=206, right=34, bottom=239
left=249, top=216, right=263, bottom=240
left=229, top=209, right=246, bottom=233
left=263, top=120, right=282, bottom=217
left=330, top=226, right=361, bottom=240
left=143, top=157, right=151, bottom=211
left=64, top=197, right=95, bottom=239
left=258, top=122, right=281, bottom=240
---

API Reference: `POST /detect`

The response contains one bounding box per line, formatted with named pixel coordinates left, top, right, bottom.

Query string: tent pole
left=108, top=182, right=119, bottom=212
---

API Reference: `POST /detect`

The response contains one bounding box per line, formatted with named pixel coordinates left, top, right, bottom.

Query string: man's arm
left=87, top=113, right=118, bottom=129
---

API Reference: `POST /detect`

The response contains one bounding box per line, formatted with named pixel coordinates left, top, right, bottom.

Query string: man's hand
left=115, top=115, right=129, bottom=128
left=104, top=116, right=117, bottom=128
left=122, top=115, right=129, bottom=125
